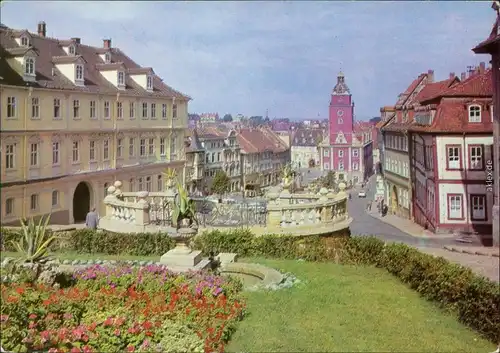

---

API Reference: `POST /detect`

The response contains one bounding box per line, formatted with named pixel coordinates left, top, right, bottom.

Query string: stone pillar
left=134, top=191, right=150, bottom=226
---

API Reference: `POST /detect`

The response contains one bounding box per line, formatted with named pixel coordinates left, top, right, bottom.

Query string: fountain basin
left=220, top=262, right=284, bottom=290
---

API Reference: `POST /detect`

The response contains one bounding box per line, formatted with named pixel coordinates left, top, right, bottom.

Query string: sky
left=0, top=1, right=495, bottom=121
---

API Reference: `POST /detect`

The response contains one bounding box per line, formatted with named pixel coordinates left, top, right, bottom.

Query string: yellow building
left=0, top=22, right=190, bottom=225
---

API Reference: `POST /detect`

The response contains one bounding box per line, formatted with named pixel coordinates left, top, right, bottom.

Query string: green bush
left=1, top=227, right=498, bottom=343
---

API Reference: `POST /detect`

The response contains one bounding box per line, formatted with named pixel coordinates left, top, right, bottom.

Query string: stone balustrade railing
left=100, top=181, right=351, bottom=235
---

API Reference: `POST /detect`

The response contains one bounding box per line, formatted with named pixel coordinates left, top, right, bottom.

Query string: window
left=403, top=162, right=408, bottom=177
left=172, top=103, right=177, bottom=119
left=338, top=118, right=343, bottom=124
left=151, top=103, right=156, bottom=119
left=138, top=177, right=144, bottom=191
left=69, top=45, right=75, bottom=55
left=353, top=162, right=359, bottom=170
left=446, top=145, right=461, bottom=170
left=470, top=195, right=486, bottom=221
left=146, top=176, right=152, bottom=192
left=338, top=150, right=344, bottom=157
left=324, top=163, right=330, bottom=170
left=117, top=138, right=123, bottom=158
left=54, top=98, right=61, bottom=119
left=89, top=141, right=96, bottom=161
left=30, top=194, right=39, bottom=211
left=206, top=154, right=210, bottom=163
left=52, top=141, right=60, bottom=165
left=352, top=149, right=359, bottom=157
left=30, top=143, right=39, bottom=167
left=142, top=103, right=148, bottom=118
left=157, top=175, right=163, bottom=191
left=25, top=57, right=35, bottom=75
left=5, top=198, right=14, bottom=216
left=160, top=137, right=166, bottom=156
left=118, top=71, right=125, bottom=85
left=129, top=102, right=135, bottom=119
left=5, top=144, right=15, bottom=169
left=114, top=102, right=122, bottom=119
left=104, top=183, right=109, bottom=197
left=73, top=100, right=80, bottom=119
left=448, top=194, right=463, bottom=220
left=104, top=101, right=110, bottom=119
left=51, top=190, right=59, bottom=207
left=103, top=139, right=109, bottom=160
left=323, top=149, right=329, bottom=157
left=170, top=136, right=177, bottom=158
left=140, top=138, right=146, bottom=157
left=7, top=97, right=16, bottom=118
left=21, top=36, right=29, bottom=47
left=148, top=138, right=155, bottom=156
left=468, top=105, right=481, bottom=123
left=129, top=178, right=135, bottom=192
left=129, top=138, right=135, bottom=157
left=76, top=65, right=84, bottom=81
left=162, top=104, right=167, bottom=119
left=147, top=76, right=153, bottom=90
left=469, top=145, right=483, bottom=170
left=72, top=141, right=80, bottom=162
left=90, top=101, right=96, bottom=119
left=338, top=162, right=344, bottom=171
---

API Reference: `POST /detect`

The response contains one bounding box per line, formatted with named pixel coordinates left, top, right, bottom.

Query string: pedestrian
left=366, top=201, right=372, bottom=211
left=85, top=207, right=99, bottom=230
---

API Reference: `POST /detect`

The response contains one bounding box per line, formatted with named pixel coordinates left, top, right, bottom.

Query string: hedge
left=1, top=227, right=499, bottom=343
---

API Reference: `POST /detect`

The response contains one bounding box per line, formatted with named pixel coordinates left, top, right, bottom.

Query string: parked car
left=358, top=190, right=367, bottom=198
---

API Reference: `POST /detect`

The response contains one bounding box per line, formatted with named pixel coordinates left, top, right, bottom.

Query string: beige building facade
left=0, top=22, right=189, bottom=225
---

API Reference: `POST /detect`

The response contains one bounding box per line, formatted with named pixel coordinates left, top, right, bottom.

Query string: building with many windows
left=473, top=1, right=500, bottom=246
left=0, top=21, right=190, bottom=225
left=408, top=66, right=493, bottom=237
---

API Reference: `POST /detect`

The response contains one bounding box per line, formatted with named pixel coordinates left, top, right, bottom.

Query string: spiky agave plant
left=171, top=182, right=198, bottom=229
left=11, top=215, right=56, bottom=264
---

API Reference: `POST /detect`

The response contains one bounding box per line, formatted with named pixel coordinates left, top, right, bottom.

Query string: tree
left=321, top=171, right=337, bottom=190
left=211, top=170, right=230, bottom=196
left=222, top=114, right=233, bottom=122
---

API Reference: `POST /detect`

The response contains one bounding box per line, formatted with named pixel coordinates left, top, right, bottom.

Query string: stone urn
left=170, top=220, right=197, bottom=255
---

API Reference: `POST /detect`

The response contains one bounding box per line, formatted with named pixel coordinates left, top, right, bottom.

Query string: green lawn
left=227, top=259, right=496, bottom=353
left=0, top=251, right=159, bottom=262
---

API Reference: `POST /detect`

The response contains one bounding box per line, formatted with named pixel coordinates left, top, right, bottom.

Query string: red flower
left=70, top=347, right=82, bottom=353
left=15, top=286, right=25, bottom=295
left=142, top=321, right=152, bottom=330
left=114, top=329, right=121, bottom=336
left=126, top=345, right=135, bottom=352
left=29, top=313, right=37, bottom=319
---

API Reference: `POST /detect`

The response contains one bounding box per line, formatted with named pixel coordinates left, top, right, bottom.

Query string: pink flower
left=29, top=313, right=37, bottom=319
left=0, top=314, right=9, bottom=322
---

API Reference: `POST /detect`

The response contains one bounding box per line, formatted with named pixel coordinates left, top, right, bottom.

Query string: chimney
left=103, top=39, right=112, bottom=49
left=449, top=72, right=455, bottom=80
left=427, top=69, right=434, bottom=83
left=460, top=72, right=466, bottom=81
left=71, top=37, right=81, bottom=44
left=479, top=62, right=486, bottom=74
left=37, top=21, right=46, bottom=37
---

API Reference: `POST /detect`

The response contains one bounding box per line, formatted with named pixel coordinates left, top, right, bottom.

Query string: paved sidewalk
left=443, top=244, right=499, bottom=257
left=366, top=210, right=455, bottom=239
left=417, top=246, right=499, bottom=282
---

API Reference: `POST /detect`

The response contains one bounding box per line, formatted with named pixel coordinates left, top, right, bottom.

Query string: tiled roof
left=291, top=128, right=323, bottom=147
left=420, top=69, right=492, bottom=103
left=237, top=128, right=288, bottom=154
left=0, top=24, right=189, bottom=99
left=383, top=100, right=493, bottom=134
left=414, top=77, right=458, bottom=104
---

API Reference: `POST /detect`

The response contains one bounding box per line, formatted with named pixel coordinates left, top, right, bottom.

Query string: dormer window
left=118, top=71, right=125, bottom=86
left=105, top=52, right=111, bottom=63
left=24, top=57, right=35, bottom=76
left=75, top=64, right=84, bottom=81
left=468, top=105, right=481, bottom=123
left=68, top=45, right=75, bottom=55
left=21, top=36, right=30, bottom=47
left=147, top=75, right=153, bottom=90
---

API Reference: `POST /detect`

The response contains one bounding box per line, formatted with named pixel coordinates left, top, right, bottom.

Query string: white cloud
left=0, top=1, right=494, bottom=119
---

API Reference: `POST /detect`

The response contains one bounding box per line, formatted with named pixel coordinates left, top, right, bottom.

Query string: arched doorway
left=73, top=182, right=91, bottom=223
left=391, top=185, right=398, bottom=215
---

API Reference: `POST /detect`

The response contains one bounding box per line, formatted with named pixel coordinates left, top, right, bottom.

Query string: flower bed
left=1, top=265, right=245, bottom=353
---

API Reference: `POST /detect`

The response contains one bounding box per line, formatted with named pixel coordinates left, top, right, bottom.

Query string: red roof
left=414, top=77, right=458, bottom=104
left=237, top=128, right=288, bottom=154
left=420, top=69, right=492, bottom=103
